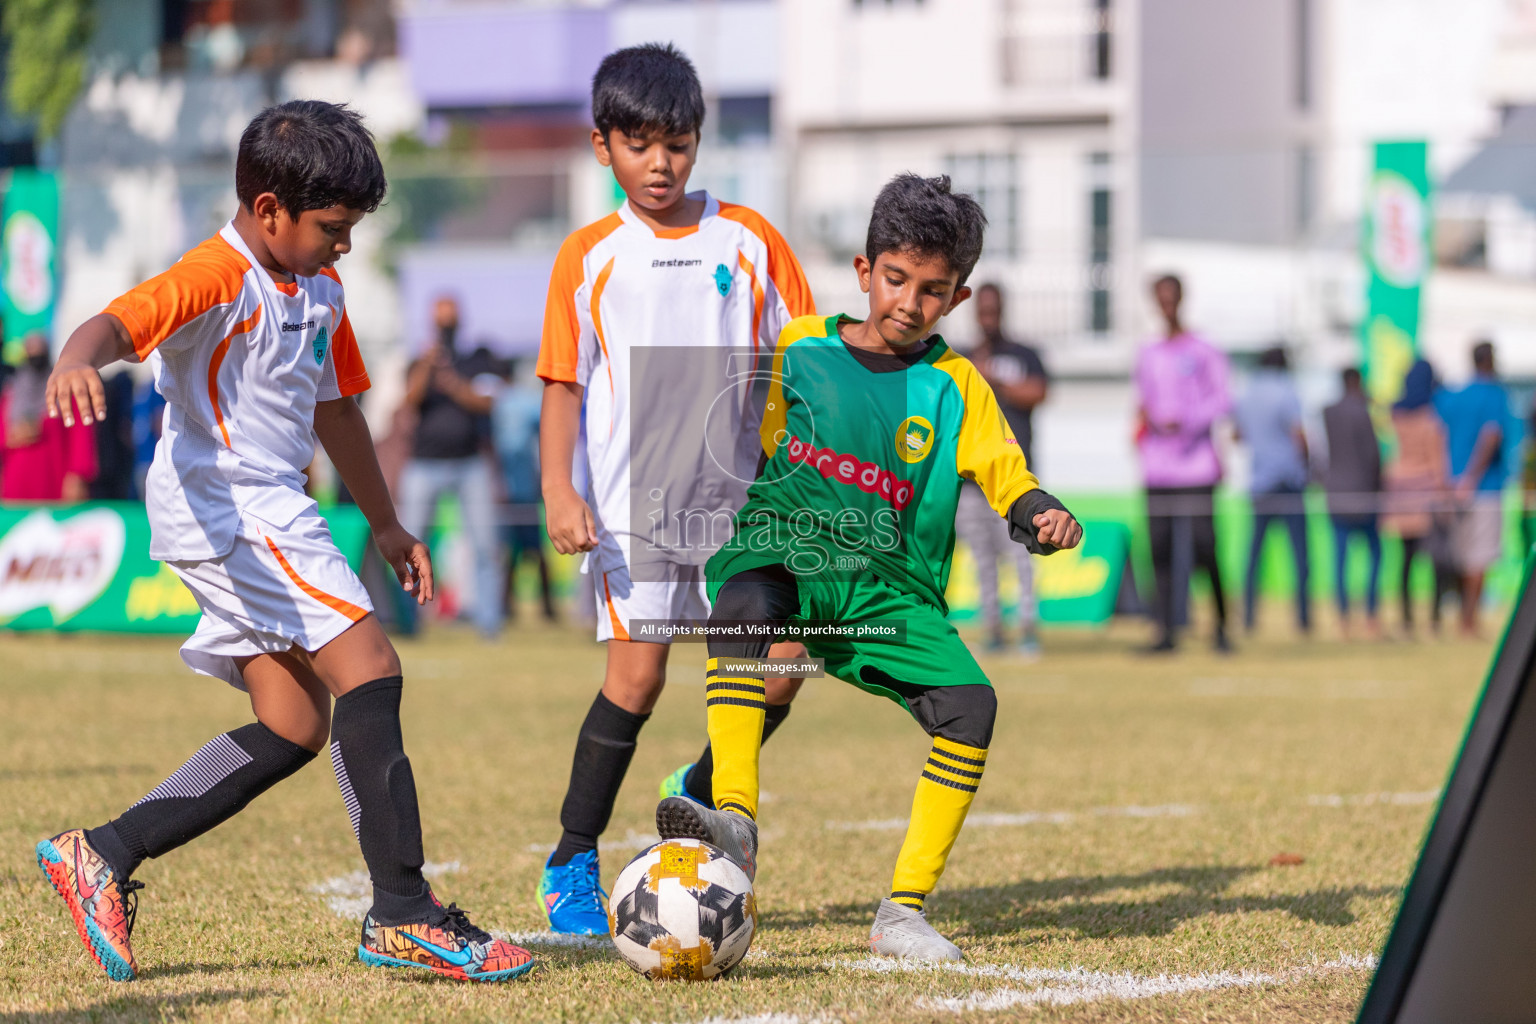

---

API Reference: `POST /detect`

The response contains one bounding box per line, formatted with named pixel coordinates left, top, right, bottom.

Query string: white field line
left=1308, top=790, right=1440, bottom=807
left=310, top=861, right=459, bottom=919
left=834, top=954, right=1376, bottom=1013
left=826, top=804, right=1196, bottom=832
left=670, top=1016, right=828, bottom=1024
left=494, top=930, right=613, bottom=949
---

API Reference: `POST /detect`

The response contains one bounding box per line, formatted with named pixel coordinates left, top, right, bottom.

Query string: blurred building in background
left=10, top=0, right=1536, bottom=491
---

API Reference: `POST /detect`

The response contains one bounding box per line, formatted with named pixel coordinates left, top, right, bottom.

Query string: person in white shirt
left=35, top=100, right=534, bottom=984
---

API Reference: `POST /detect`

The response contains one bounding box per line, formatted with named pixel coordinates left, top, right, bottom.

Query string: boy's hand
left=375, top=523, right=434, bottom=605
left=1033, top=509, right=1082, bottom=550
left=546, top=483, right=599, bottom=554
left=47, top=362, right=107, bottom=427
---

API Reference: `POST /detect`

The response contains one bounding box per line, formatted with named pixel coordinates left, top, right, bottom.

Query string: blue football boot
left=537, top=849, right=609, bottom=935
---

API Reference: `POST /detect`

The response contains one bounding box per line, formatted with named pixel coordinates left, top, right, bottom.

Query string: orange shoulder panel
left=536, top=212, right=622, bottom=383
left=104, top=235, right=250, bottom=360
left=331, top=309, right=370, bottom=397
left=717, top=202, right=814, bottom=318
left=313, top=266, right=368, bottom=396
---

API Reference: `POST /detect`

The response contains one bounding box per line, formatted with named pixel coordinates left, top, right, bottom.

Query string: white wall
left=55, top=59, right=425, bottom=369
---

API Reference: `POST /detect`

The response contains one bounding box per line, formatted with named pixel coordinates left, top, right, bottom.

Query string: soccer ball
left=608, top=837, right=757, bottom=980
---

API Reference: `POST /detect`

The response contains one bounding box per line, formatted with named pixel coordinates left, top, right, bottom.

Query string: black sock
left=85, top=722, right=314, bottom=880
left=330, top=676, right=433, bottom=921
left=549, top=693, right=650, bottom=866
left=684, top=701, right=791, bottom=806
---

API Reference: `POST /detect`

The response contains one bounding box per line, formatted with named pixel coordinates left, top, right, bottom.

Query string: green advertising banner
left=947, top=520, right=1129, bottom=626
left=1360, top=141, right=1431, bottom=406
left=0, top=502, right=372, bottom=632
left=0, top=168, right=60, bottom=365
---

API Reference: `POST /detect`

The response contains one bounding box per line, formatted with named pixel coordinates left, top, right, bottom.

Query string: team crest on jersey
left=895, top=416, right=935, bottom=464
left=313, top=326, right=329, bottom=365
left=713, top=263, right=732, bottom=297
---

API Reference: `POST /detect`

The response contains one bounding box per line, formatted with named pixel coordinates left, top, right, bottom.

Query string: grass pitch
left=0, top=614, right=1492, bottom=1023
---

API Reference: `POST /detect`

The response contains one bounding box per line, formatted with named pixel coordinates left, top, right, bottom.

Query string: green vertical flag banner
left=0, top=168, right=60, bottom=366
left=1360, top=141, right=1431, bottom=406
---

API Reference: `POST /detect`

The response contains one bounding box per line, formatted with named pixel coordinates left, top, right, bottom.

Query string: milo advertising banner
left=0, top=168, right=60, bottom=366
left=1359, top=141, right=1431, bottom=405
left=1, top=502, right=1126, bottom=633
left=0, top=503, right=371, bottom=632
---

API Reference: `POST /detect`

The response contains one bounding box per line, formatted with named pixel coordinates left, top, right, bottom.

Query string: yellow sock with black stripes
left=889, top=736, right=989, bottom=910
left=704, top=657, right=766, bottom=820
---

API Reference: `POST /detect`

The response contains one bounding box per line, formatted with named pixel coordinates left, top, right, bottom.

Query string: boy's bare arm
left=47, top=314, right=137, bottom=427
left=541, top=379, right=598, bottom=554
left=313, top=396, right=434, bottom=604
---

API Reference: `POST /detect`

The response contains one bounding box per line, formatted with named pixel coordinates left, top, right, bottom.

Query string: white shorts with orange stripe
left=592, top=561, right=709, bottom=644
left=170, top=508, right=374, bottom=689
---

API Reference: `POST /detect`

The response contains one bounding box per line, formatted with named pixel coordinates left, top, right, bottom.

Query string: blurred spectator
left=0, top=333, right=96, bottom=501
left=89, top=372, right=137, bottom=499
left=1384, top=358, right=1453, bottom=636
left=1522, top=402, right=1536, bottom=556
left=1435, top=340, right=1512, bottom=638
left=1234, top=346, right=1311, bottom=635
left=130, top=378, right=167, bottom=499
left=956, top=283, right=1049, bottom=655
left=398, top=296, right=504, bottom=638
left=1136, top=274, right=1232, bottom=653
left=1323, top=368, right=1383, bottom=639
left=492, top=358, right=555, bottom=622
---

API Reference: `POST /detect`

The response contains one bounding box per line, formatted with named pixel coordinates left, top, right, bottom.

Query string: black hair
left=1473, top=339, right=1495, bottom=372
left=1258, top=345, right=1288, bottom=370
left=592, top=43, right=705, bottom=140
left=235, top=100, right=387, bottom=215
left=865, top=174, right=987, bottom=285
left=1153, top=273, right=1183, bottom=298
left=1342, top=366, right=1363, bottom=389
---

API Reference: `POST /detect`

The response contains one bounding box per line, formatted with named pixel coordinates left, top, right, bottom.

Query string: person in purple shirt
left=1135, top=275, right=1233, bottom=653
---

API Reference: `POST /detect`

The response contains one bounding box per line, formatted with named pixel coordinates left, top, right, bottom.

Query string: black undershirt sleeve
left=1006, top=488, right=1071, bottom=555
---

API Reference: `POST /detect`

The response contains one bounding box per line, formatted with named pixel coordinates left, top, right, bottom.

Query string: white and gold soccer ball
left=608, top=837, right=757, bottom=980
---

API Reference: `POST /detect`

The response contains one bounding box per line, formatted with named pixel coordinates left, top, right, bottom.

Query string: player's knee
left=258, top=705, right=331, bottom=754
left=711, top=579, right=775, bottom=624
left=931, top=684, right=997, bottom=750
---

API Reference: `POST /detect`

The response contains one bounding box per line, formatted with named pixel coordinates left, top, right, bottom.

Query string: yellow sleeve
left=936, top=350, right=1040, bottom=516
left=760, top=315, right=826, bottom=460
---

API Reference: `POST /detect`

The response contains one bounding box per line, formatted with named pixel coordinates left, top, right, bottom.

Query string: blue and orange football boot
left=36, top=829, right=144, bottom=981
left=359, top=899, right=535, bottom=982
left=536, top=849, right=609, bottom=935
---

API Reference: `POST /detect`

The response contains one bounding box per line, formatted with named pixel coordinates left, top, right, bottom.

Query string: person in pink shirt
left=1, top=333, right=97, bottom=502
left=1135, top=275, right=1232, bottom=653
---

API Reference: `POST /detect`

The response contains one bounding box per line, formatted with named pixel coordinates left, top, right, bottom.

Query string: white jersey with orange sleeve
left=107, top=221, right=370, bottom=562
left=535, top=192, right=814, bottom=602
left=103, top=221, right=375, bottom=686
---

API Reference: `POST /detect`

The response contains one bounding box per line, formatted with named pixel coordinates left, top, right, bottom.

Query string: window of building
left=1087, top=151, right=1112, bottom=335
left=945, top=152, right=1019, bottom=258
left=1295, top=144, right=1315, bottom=234
left=1093, top=0, right=1113, bottom=80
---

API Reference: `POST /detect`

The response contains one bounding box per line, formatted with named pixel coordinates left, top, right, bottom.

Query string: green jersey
left=708, top=314, right=1040, bottom=611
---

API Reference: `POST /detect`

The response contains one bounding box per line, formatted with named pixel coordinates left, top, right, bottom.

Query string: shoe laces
left=570, top=855, right=607, bottom=905
left=119, top=879, right=145, bottom=938
left=433, top=902, right=491, bottom=946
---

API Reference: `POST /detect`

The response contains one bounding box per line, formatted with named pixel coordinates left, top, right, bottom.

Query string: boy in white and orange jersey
left=35, top=101, right=533, bottom=984
left=534, top=43, right=813, bottom=933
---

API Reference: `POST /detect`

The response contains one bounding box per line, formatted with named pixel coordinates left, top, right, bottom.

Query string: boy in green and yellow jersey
left=654, top=174, right=1082, bottom=961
